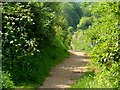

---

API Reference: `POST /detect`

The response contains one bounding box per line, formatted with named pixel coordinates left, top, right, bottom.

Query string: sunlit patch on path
left=39, top=50, right=89, bottom=88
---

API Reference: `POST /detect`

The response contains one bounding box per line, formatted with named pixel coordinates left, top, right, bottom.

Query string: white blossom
left=31, top=53, right=34, bottom=55
left=116, top=42, right=118, bottom=46
left=18, top=44, right=21, bottom=46
left=10, top=41, right=14, bottom=44
left=14, top=39, right=17, bottom=41
left=12, top=36, right=15, bottom=38
left=15, top=18, right=19, bottom=20
left=12, top=22, right=15, bottom=25
left=7, top=22, right=10, bottom=25
left=4, top=16, right=8, bottom=19
left=17, top=27, right=20, bottom=30
left=31, top=19, right=33, bottom=21
left=4, top=26, right=7, bottom=28
left=20, top=18, right=23, bottom=20
left=33, top=22, right=35, bottom=25
left=10, top=31, right=13, bottom=33
left=5, top=33, right=8, bottom=36
left=37, top=50, right=40, bottom=52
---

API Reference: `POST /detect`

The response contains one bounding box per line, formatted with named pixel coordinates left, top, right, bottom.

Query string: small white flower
left=11, top=17, right=14, bottom=19
left=115, top=22, right=118, bottom=25
left=15, top=18, right=19, bottom=20
left=33, top=22, right=35, bottom=25
left=35, top=44, right=37, bottom=46
left=116, top=42, right=118, bottom=46
left=14, top=39, right=17, bottom=41
left=96, top=41, right=98, bottom=44
left=20, top=18, right=23, bottom=20
left=18, top=44, right=21, bottom=46
left=12, top=36, right=15, bottom=38
left=104, top=59, right=107, bottom=62
left=17, top=27, right=20, bottom=30
left=10, top=41, right=14, bottom=44
left=27, top=16, right=30, bottom=19
left=31, top=53, right=34, bottom=55
left=22, top=16, right=25, bottom=18
left=31, top=19, right=33, bottom=21
left=5, top=33, right=8, bottom=36
left=19, top=6, right=22, bottom=8
left=4, top=16, right=8, bottom=19
left=28, top=18, right=30, bottom=21
left=110, top=53, right=112, bottom=55
left=7, top=22, right=10, bottom=25
left=10, top=31, right=13, bottom=33
left=12, top=22, right=15, bottom=25
left=4, top=26, right=7, bottom=28
left=37, top=50, right=40, bottom=52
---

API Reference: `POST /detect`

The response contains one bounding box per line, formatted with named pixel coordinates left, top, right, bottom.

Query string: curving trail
left=39, top=50, right=89, bottom=89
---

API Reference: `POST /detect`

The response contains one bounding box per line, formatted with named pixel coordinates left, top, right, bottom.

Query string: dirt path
left=39, top=50, right=89, bottom=88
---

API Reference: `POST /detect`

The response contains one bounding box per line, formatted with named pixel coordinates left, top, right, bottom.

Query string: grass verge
left=14, top=46, right=70, bottom=89
left=71, top=71, right=94, bottom=88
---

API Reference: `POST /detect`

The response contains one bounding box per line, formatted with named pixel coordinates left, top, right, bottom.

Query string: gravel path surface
left=39, top=50, right=89, bottom=89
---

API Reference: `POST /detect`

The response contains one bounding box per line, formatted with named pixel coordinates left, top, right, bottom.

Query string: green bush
left=89, top=62, right=120, bottom=88
left=2, top=71, right=15, bottom=89
left=72, top=30, right=91, bottom=52
left=2, top=2, right=71, bottom=87
left=88, top=2, right=119, bottom=88
left=77, top=17, right=93, bottom=30
left=71, top=2, right=119, bottom=88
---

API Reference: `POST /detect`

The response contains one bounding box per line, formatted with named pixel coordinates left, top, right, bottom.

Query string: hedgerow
left=72, top=2, right=119, bottom=88
left=2, top=2, right=71, bottom=88
left=88, top=2, right=119, bottom=88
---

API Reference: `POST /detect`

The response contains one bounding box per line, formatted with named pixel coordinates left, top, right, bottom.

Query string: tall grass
left=15, top=44, right=69, bottom=88
left=71, top=72, right=94, bottom=88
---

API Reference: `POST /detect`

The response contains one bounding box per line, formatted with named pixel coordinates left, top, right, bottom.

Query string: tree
left=77, top=17, right=93, bottom=30
left=60, top=3, right=82, bottom=29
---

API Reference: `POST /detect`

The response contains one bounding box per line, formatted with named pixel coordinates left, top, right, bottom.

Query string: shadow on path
left=39, top=50, right=90, bottom=89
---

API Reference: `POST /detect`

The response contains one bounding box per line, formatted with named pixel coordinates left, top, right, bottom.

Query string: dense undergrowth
left=1, top=1, right=120, bottom=89
left=71, top=72, right=94, bottom=88
left=72, top=2, right=119, bottom=88
left=15, top=45, right=69, bottom=88
left=1, top=2, right=71, bottom=89
left=2, top=44, right=69, bottom=89
left=72, top=30, right=91, bottom=52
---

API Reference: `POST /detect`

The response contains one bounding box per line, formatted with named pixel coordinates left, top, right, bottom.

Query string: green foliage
left=15, top=43, right=69, bottom=87
left=77, top=17, right=93, bottom=30
left=71, top=72, right=94, bottom=88
left=72, top=30, right=91, bottom=52
left=2, top=2, right=40, bottom=85
left=72, top=2, right=119, bottom=88
left=89, top=2, right=119, bottom=67
left=2, top=2, right=71, bottom=88
left=60, top=2, right=82, bottom=29
left=68, top=26, right=74, bottom=35
left=2, top=71, right=15, bottom=89
left=88, top=3, right=119, bottom=88
left=2, top=2, right=38, bottom=56
left=80, top=2, right=92, bottom=17
left=89, top=62, right=120, bottom=88
left=72, top=2, right=83, bottom=18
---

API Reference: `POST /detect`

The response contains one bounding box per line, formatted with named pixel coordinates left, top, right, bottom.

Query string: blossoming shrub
left=88, top=2, right=120, bottom=88
left=2, top=2, right=70, bottom=88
